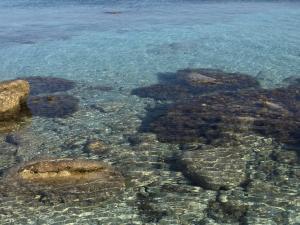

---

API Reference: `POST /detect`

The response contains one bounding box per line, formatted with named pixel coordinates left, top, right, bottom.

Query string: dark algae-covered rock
left=19, top=76, right=76, bottom=95
left=2, top=159, right=125, bottom=204
left=144, top=88, right=300, bottom=145
left=176, top=68, right=260, bottom=91
left=133, top=68, right=300, bottom=193
left=27, top=94, right=79, bottom=118
left=207, top=200, right=248, bottom=223
left=135, top=69, right=300, bottom=146
left=132, top=68, right=259, bottom=100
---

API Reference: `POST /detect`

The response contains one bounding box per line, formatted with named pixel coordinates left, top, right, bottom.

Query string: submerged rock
left=132, top=68, right=259, bottom=101
left=132, top=84, right=191, bottom=101
left=104, top=11, right=122, bottom=15
left=27, top=94, right=79, bottom=118
left=134, top=68, right=299, bottom=146
left=0, top=80, right=30, bottom=120
left=281, top=76, right=300, bottom=88
left=207, top=200, right=248, bottom=223
left=19, top=76, right=76, bottom=95
left=84, top=139, right=110, bottom=155
left=180, top=146, right=250, bottom=190
left=5, top=133, right=22, bottom=146
left=2, top=159, right=125, bottom=204
left=141, top=87, right=300, bottom=146
left=0, top=118, right=31, bottom=134
left=176, top=68, right=260, bottom=91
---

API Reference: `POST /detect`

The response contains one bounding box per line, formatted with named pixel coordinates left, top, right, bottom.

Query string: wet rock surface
left=0, top=80, right=30, bottom=120
left=0, top=80, right=32, bottom=134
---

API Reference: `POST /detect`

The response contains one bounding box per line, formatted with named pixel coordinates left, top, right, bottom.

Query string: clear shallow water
left=0, top=0, right=299, bottom=86
left=0, top=0, right=299, bottom=224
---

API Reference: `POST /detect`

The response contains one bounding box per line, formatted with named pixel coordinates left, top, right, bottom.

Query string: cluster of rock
left=0, top=77, right=79, bottom=133
left=0, top=77, right=125, bottom=204
left=132, top=68, right=300, bottom=193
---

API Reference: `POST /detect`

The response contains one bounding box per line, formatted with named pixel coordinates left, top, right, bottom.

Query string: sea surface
left=0, top=0, right=299, bottom=224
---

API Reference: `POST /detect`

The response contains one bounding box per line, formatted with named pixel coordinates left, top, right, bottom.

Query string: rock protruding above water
left=180, top=146, right=250, bottom=190
left=3, top=159, right=125, bottom=204
left=27, top=94, right=79, bottom=118
left=0, top=80, right=30, bottom=120
left=19, top=76, right=76, bottom=95
left=0, top=80, right=31, bottom=133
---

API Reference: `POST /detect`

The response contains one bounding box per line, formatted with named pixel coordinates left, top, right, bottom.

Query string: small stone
left=84, top=140, right=109, bottom=154
left=127, top=133, right=158, bottom=146
left=207, top=200, right=248, bottom=223
left=5, top=133, right=22, bottom=146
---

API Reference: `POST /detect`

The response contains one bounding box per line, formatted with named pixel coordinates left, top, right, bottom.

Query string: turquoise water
left=0, top=0, right=300, bottom=86
left=0, top=0, right=300, bottom=224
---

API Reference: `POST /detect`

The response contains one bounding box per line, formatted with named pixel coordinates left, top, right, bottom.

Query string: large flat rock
left=180, top=146, right=250, bottom=190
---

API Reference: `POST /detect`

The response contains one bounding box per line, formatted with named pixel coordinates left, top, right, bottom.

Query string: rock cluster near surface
left=135, top=68, right=300, bottom=146
left=132, top=68, right=300, bottom=192
left=0, top=76, right=78, bottom=133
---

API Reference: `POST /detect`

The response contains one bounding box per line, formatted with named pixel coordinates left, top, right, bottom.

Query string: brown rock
left=84, top=140, right=109, bottom=154
left=0, top=80, right=30, bottom=120
left=3, top=159, right=125, bottom=204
